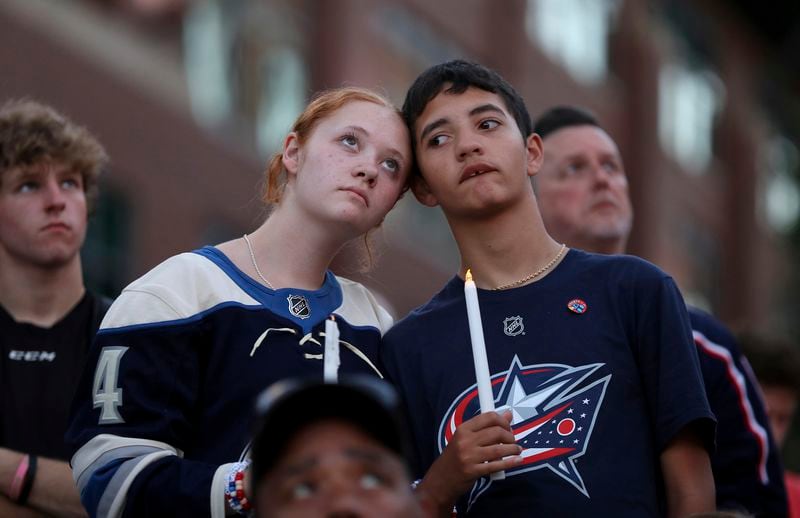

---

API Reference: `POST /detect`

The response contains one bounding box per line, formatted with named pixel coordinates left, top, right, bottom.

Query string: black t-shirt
left=0, top=291, right=110, bottom=460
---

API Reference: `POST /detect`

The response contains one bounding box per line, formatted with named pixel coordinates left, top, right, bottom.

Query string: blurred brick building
left=1, top=0, right=798, bottom=332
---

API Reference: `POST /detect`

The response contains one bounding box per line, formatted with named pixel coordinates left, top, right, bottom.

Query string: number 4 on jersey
left=92, top=346, right=129, bottom=424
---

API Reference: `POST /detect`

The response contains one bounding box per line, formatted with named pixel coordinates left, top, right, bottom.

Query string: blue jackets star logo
left=438, top=355, right=611, bottom=508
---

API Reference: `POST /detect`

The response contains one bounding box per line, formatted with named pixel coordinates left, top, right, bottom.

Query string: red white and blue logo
left=438, top=355, right=611, bottom=508
left=567, top=298, right=587, bottom=314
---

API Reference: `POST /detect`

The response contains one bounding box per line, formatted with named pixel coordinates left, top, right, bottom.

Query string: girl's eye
left=428, top=134, right=449, bottom=147
left=341, top=134, right=358, bottom=149
left=62, top=178, right=80, bottom=189
left=479, top=119, right=499, bottom=130
left=290, top=482, right=314, bottom=500
left=382, top=158, right=399, bottom=173
left=359, top=473, right=383, bottom=489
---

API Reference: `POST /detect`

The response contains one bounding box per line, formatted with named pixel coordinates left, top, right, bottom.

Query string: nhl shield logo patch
left=503, top=316, right=525, bottom=336
left=287, top=294, right=311, bottom=319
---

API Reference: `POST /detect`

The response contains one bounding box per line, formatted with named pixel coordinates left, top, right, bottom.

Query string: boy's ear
left=526, top=133, right=544, bottom=178
left=410, top=175, right=439, bottom=207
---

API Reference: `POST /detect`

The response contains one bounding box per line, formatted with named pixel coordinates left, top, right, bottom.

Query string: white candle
left=464, top=269, right=505, bottom=480
left=324, top=316, right=340, bottom=383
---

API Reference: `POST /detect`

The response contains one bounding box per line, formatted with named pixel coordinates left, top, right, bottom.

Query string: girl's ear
left=282, top=132, right=301, bottom=175
left=526, top=133, right=544, bottom=178
left=410, top=175, right=440, bottom=207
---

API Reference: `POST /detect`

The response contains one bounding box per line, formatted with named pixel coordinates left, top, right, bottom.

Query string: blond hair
left=0, top=99, right=108, bottom=212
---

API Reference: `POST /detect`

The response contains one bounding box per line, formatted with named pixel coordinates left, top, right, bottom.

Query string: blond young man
left=0, top=100, right=109, bottom=517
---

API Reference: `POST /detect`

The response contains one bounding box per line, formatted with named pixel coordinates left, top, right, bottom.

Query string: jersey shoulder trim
left=100, top=252, right=260, bottom=331
left=334, top=276, right=394, bottom=334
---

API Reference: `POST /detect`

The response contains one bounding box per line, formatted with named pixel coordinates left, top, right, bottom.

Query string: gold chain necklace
left=491, top=243, right=567, bottom=291
left=243, top=234, right=275, bottom=289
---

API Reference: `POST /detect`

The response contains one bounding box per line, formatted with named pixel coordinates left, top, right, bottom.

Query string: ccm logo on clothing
left=8, top=350, right=56, bottom=362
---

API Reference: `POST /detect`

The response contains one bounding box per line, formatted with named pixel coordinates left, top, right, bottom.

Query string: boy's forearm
left=660, top=431, right=715, bottom=517
left=0, top=493, right=46, bottom=517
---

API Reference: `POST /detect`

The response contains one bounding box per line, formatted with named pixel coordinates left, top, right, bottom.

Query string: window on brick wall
left=658, top=63, right=724, bottom=174
left=83, top=184, right=131, bottom=298
left=182, top=0, right=307, bottom=157
left=760, top=135, right=800, bottom=233
left=525, top=0, right=621, bottom=85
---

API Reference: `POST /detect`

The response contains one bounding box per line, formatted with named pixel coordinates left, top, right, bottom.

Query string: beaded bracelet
left=224, top=461, right=252, bottom=515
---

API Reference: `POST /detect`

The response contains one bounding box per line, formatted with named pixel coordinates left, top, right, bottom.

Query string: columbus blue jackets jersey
left=381, top=249, right=715, bottom=516
left=690, top=307, right=787, bottom=516
left=66, top=246, right=393, bottom=518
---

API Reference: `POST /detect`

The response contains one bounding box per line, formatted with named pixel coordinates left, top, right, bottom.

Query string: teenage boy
left=0, top=99, right=110, bottom=517
left=381, top=60, right=716, bottom=517
left=533, top=105, right=787, bottom=516
left=249, top=376, right=423, bottom=518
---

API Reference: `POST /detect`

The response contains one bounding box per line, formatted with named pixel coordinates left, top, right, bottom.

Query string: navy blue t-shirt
left=381, top=249, right=715, bottom=516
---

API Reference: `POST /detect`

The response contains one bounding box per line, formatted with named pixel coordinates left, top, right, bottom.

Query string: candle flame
left=465, top=269, right=473, bottom=282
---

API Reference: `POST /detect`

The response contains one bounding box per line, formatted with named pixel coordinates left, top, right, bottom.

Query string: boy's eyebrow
left=418, top=103, right=507, bottom=143
left=277, top=458, right=317, bottom=478
left=6, top=168, right=42, bottom=183
left=419, top=117, right=448, bottom=144
left=342, top=447, right=394, bottom=465
left=272, top=447, right=394, bottom=478
left=469, top=103, right=506, bottom=118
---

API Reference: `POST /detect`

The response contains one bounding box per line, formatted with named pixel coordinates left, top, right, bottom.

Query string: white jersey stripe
left=693, top=330, right=770, bottom=484
left=75, top=444, right=166, bottom=493
left=72, top=434, right=180, bottom=486
left=103, top=450, right=176, bottom=518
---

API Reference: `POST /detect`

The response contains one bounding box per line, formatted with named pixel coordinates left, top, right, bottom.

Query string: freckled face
left=537, top=125, right=632, bottom=253
left=288, top=101, right=411, bottom=237
left=257, top=420, right=421, bottom=518
left=0, top=161, right=87, bottom=268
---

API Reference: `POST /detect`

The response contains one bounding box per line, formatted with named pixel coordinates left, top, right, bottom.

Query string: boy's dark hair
left=533, top=105, right=601, bottom=139
left=0, top=99, right=108, bottom=212
left=402, top=60, right=532, bottom=150
left=739, top=332, right=800, bottom=393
